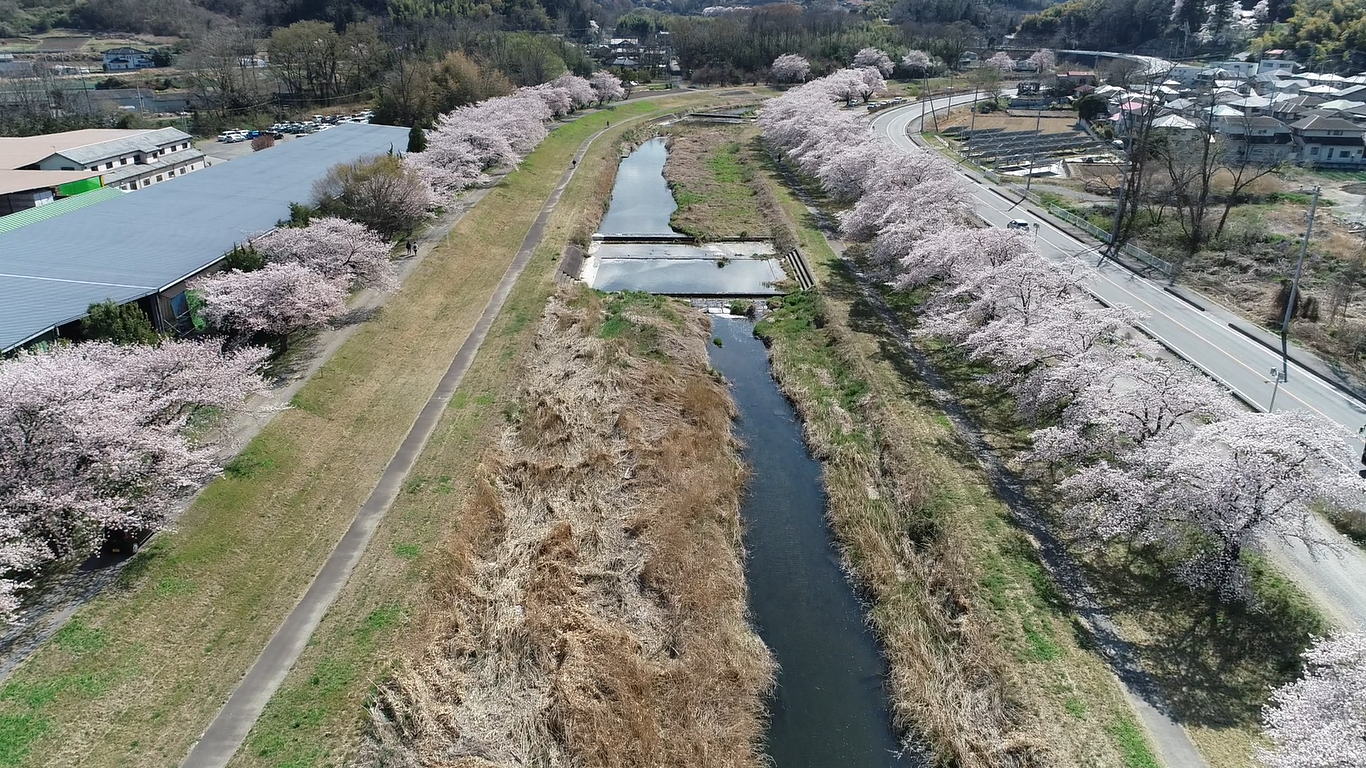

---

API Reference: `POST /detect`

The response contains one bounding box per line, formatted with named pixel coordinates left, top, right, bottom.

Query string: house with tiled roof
left=1289, top=114, right=1366, bottom=167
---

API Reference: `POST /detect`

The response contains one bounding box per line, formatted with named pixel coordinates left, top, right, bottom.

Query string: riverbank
left=360, top=289, right=775, bottom=766
left=0, top=91, right=759, bottom=768
left=743, top=154, right=1157, bottom=766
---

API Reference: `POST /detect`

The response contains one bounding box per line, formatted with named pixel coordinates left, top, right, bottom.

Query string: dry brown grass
left=359, top=288, right=774, bottom=768
left=938, top=108, right=1083, bottom=136
left=752, top=163, right=1146, bottom=767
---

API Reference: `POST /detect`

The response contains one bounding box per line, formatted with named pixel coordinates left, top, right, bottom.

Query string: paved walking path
left=179, top=125, right=612, bottom=768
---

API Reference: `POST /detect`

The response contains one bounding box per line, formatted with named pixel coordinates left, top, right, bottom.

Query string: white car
left=1006, top=219, right=1032, bottom=232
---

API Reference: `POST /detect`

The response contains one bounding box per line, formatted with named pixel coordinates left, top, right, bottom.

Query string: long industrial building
left=0, top=122, right=409, bottom=352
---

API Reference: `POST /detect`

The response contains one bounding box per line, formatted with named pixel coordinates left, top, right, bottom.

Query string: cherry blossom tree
left=529, top=82, right=574, bottom=117
left=406, top=88, right=554, bottom=195
left=589, top=71, right=625, bottom=104
left=193, top=263, right=348, bottom=344
left=1022, top=351, right=1238, bottom=462
left=852, top=47, right=894, bottom=76
left=889, top=225, right=1031, bottom=285
left=770, top=54, right=811, bottom=84
left=1027, top=49, right=1057, bottom=75
left=552, top=73, right=597, bottom=109
left=1259, top=633, right=1366, bottom=768
left=985, top=51, right=1017, bottom=74
left=1060, top=412, right=1363, bottom=601
left=0, top=340, right=265, bottom=620
left=901, top=50, right=934, bottom=77
left=821, top=67, right=886, bottom=104
left=253, top=217, right=397, bottom=292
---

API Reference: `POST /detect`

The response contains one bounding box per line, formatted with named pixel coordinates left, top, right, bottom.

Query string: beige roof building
left=0, top=129, right=154, bottom=170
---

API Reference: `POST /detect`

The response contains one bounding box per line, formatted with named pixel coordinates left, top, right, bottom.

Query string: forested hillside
left=0, top=0, right=630, bottom=37
left=1015, top=0, right=1305, bottom=56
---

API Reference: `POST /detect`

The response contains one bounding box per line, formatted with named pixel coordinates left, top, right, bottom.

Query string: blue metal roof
left=0, top=123, right=409, bottom=351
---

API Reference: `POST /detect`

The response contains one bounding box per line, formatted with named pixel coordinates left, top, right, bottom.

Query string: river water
left=597, top=137, right=679, bottom=236
left=708, top=318, right=908, bottom=768
left=597, top=139, right=910, bottom=766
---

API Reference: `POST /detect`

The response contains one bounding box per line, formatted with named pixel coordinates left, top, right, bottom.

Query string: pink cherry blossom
left=589, top=71, right=625, bottom=104
left=193, top=263, right=348, bottom=338
left=1259, top=633, right=1366, bottom=768
left=852, top=47, right=894, bottom=76
left=770, top=54, right=811, bottom=83
left=0, top=340, right=265, bottom=620
left=254, top=217, right=396, bottom=292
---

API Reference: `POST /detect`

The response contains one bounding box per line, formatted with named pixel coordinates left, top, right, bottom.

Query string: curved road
left=871, top=98, right=1366, bottom=632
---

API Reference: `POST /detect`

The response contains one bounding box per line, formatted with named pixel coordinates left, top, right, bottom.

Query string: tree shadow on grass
left=1082, top=547, right=1325, bottom=731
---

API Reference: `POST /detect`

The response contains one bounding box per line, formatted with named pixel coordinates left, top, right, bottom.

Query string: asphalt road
left=871, top=98, right=1366, bottom=633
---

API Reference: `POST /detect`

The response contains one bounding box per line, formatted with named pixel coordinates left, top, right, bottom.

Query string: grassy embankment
left=0, top=90, right=749, bottom=768
left=654, top=120, right=1153, bottom=766
left=357, top=288, right=775, bottom=767
left=661, top=125, right=773, bottom=241
left=741, top=143, right=1157, bottom=768
left=852, top=190, right=1328, bottom=766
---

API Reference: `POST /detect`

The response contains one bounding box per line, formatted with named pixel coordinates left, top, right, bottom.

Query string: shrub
left=82, top=299, right=159, bottom=345
left=223, top=244, right=265, bottom=272
left=311, top=154, right=432, bottom=239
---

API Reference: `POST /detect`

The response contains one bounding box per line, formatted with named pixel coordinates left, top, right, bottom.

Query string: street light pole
left=1279, top=186, right=1320, bottom=383
left=1268, top=367, right=1287, bottom=412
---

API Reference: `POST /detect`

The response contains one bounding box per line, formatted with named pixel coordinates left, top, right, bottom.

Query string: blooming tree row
left=762, top=67, right=1365, bottom=602
left=408, top=71, right=623, bottom=195
left=760, top=73, right=1366, bottom=763
left=189, top=71, right=626, bottom=344
left=0, top=341, right=267, bottom=619
left=192, top=216, right=398, bottom=343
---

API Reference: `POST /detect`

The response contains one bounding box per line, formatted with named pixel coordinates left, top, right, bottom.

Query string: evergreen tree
left=82, top=300, right=160, bottom=345
left=407, top=124, right=428, bottom=153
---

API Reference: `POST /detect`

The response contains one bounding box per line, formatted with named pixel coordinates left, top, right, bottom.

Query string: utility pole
left=1022, top=98, right=1044, bottom=199
left=1280, top=185, right=1320, bottom=384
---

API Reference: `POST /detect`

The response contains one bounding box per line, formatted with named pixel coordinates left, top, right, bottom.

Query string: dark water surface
left=596, top=137, right=679, bottom=236
left=707, top=317, right=909, bottom=768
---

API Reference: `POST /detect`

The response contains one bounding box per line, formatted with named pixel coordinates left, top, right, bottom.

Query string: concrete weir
left=584, top=239, right=786, bottom=297
left=580, top=136, right=788, bottom=297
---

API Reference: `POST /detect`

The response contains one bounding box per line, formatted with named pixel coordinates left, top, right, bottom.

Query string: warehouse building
left=0, top=127, right=205, bottom=192
left=0, top=122, right=410, bottom=352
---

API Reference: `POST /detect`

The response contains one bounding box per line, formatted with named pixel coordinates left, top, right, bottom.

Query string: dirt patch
left=937, top=108, right=1083, bottom=136
left=359, top=288, right=774, bottom=767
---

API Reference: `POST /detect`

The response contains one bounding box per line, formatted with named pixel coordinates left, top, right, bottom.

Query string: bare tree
left=185, top=27, right=266, bottom=119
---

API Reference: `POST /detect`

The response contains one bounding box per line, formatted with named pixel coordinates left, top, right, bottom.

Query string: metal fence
left=1033, top=198, right=1175, bottom=277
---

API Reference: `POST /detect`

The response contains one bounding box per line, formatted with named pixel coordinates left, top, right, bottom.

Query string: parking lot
left=196, top=133, right=299, bottom=165
left=196, top=112, right=374, bottom=166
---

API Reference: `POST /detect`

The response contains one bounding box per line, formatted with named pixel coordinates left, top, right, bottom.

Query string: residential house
left=1227, top=94, right=1272, bottom=115
left=1209, top=60, right=1258, bottom=78
left=1271, top=95, right=1324, bottom=122
left=102, top=47, right=157, bottom=72
left=1289, top=115, right=1366, bottom=166
left=1218, top=115, right=1294, bottom=163
left=1257, top=59, right=1297, bottom=74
